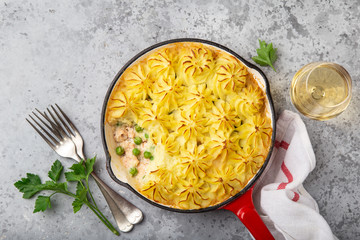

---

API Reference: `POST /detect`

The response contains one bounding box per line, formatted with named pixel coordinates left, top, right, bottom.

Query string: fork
left=26, top=104, right=143, bottom=232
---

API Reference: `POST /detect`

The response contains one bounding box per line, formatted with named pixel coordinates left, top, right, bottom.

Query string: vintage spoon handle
left=96, top=182, right=133, bottom=232
left=91, top=172, right=144, bottom=225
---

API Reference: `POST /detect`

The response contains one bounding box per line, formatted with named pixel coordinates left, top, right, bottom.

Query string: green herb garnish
left=14, top=158, right=119, bottom=235
left=129, top=167, right=138, bottom=177
left=132, top=148, right=140, bottom=156
left=252, top=39, right=278, bottom=72
left=115, top=146, right=125, bottom=156
left=134, top=137, right=142, bottom=145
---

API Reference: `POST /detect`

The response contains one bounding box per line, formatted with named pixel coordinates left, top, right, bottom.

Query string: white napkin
left=252, top=110, right=337, bottom=240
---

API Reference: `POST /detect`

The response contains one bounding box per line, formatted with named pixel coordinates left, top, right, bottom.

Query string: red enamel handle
left=220, top=186, right=274, bottom=240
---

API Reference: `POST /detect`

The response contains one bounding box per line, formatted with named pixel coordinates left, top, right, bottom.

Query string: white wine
left=290, top=62, right=352, bottom=120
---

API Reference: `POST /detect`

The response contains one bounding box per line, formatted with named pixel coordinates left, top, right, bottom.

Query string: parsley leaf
left=48, top=160, right=63, bottom=182
left=85, top=157, right=96, bottom=179
left=75, top=182, right=87, bottom=201
left=64, top=160, right=86, bottom=182
left=34, top=196, right=51, bottom=213
left=14, top=173, right=43, bottom=199
left=72, top=182, right=87, bottom=213
left=72, top=199, right=84, bottom=213
left=42, top=181, right=68, bottom=192
left=252, top=39, right=278, bottom=72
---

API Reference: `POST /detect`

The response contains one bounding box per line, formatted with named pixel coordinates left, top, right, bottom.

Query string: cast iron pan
left=101, top=38, right=276, bottom=240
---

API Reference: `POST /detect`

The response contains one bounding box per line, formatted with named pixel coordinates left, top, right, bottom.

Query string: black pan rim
left=100, top=38, right=276, bottom=213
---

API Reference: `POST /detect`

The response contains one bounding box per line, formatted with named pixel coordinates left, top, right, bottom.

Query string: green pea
left=129, top=167, right=138, bottom=177
left=115, top=146, right=125, bottom=156
left=134, top=136, right=142, bottom=145
left=135, top=125, right=143, bottom=133
left=144, top=133, right=149, bottom=139
left=144, top=151, right=152, bottom=159
left=132, top=148, right=140, bottom=156
left=150, top=156, right=154, bottom=161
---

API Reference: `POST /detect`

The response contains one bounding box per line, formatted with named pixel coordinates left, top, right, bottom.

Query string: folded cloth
left=252, top=110, right=337, bottom=240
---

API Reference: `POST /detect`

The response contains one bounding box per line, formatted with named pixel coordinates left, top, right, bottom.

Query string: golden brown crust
left=106, top=42, right=272, bottom=209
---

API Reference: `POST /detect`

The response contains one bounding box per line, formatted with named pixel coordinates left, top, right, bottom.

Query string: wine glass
left=290, top=62, right=352, bottom=120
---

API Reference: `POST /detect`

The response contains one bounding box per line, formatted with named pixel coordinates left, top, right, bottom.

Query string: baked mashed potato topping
left=105, top=42, right=272, bottom=209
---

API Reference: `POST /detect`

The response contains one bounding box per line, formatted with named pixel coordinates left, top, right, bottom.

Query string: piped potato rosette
left=105, top=42, right=272, bottom=210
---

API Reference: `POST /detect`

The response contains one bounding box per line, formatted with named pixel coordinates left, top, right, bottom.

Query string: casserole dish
left=101, top=38, right=276, bottom=239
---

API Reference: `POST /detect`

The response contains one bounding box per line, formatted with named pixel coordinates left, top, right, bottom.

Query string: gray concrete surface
left=1, top=0, right=359, bottom=239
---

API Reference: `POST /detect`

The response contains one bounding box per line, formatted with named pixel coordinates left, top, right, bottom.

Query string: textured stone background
left=1, top=0, right=359, bottom=239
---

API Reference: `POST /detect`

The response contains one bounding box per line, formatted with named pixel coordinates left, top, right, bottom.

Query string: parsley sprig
left=252, top=39, right=278, bottom=72
left=14, top=157, right=119, bottom=236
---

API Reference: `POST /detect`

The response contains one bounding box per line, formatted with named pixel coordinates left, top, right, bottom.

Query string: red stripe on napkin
left=277, top=161, right=293, bottom=190
left=275, top=141, right=301, bottom=202
left=274, top=140, right=289, bottom=150
left=275, top=140, right=300, bottom=200
left=280, top=141, right=289, bottom=150
left=292, top=192, right=300, bottom=202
